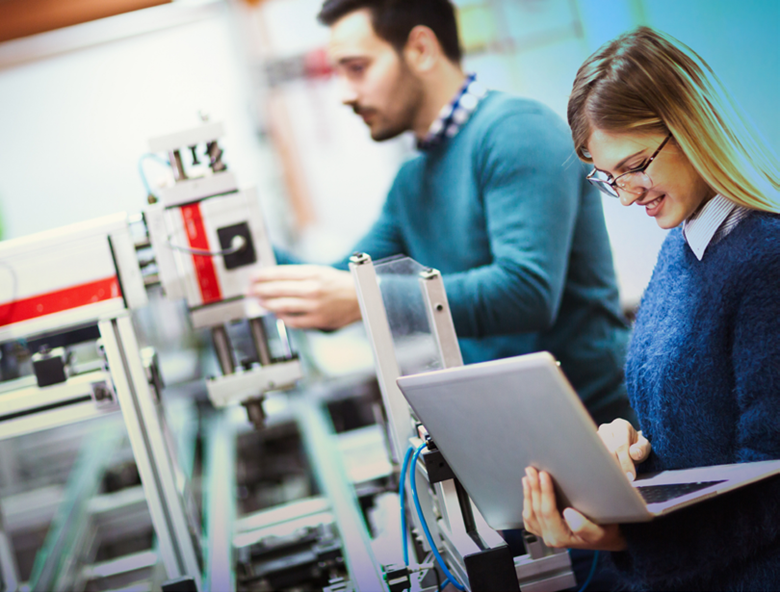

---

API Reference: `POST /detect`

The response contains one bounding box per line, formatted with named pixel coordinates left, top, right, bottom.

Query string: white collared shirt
left=682, top=194, right=751, bottom=260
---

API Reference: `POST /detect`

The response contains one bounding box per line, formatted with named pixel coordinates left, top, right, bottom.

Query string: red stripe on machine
left=0, top=277, right=121, bottom=327
left=181, top=203, right=222, bottom=305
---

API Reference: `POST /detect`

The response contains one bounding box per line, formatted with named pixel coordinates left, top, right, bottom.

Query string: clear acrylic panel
left=374, top=256, right=442, bottom=376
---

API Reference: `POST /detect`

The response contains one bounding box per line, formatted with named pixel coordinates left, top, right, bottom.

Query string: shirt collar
left=682, top=194, right=745, bottom=260
left=417, top=73, right=488, bottom=151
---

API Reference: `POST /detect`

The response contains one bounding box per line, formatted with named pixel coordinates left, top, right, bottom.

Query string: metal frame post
left=418, top=269, right=463, bottom=369
left=99, top=314, right=202, bottom=589
left=204, top=411, right=236, bottom=592
left=0, top=509, right=19, bottom=592
left=349, top=254, right=413, bottom=463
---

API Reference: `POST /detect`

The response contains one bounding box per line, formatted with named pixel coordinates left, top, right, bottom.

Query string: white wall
left=0, top=1, right=287, bottom=245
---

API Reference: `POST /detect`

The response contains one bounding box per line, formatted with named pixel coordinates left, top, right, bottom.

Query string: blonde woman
left=522, top=27, right=780, bottom=590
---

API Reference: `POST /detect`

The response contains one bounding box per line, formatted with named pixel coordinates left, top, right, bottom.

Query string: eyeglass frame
left=586, top=132, right=673, bottom=198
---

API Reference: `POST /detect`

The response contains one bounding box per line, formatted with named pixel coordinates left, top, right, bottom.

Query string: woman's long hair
left=568, top=26, right=780, bottom=212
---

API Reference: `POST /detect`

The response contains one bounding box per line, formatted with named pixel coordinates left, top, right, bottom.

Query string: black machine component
left=383, top=564, right=411, bottom=592
left=31, top=346, right=67, bottom=387
left=236, top=524, right=346, bottom=591
left=206, top=141, right=226, bottom=173
left=242, top=397, right=266, bottom=430
left=218, top=222, right=257, bottom=270
left=189, top=145, right=200, bottom=166
left=421, top=446, right=456, bottom=485
left=464, top=545, right=521, bottom=592
left=27, top=325, right=100, bottom=353
left=162, top=576, right=199, bottom=592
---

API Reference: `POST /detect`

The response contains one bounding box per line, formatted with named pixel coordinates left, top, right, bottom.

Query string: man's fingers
left=275, top=313, right=315, bottom=329
left=251, top=265, right=320, bottom=282
left=250, top=279, right=320, bottom=299
left=255, top=297, right=316, bottom=316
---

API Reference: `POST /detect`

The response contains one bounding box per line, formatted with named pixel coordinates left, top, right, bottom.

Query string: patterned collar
left=417, top=73, right=488, bottom=151
left=682, top=194, right=750, bottom=260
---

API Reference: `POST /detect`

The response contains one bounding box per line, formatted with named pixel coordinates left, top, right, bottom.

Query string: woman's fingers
left=523, top=466, right=628, bottom=551
left=598, top=419, right=652, bottom=481
left=630, top=433, right=652, bottom=462
left=522, top=475, right=539, bottom=534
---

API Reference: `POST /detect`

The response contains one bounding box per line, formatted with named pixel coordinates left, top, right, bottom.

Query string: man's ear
left=403, top=25, right=440, bottom=74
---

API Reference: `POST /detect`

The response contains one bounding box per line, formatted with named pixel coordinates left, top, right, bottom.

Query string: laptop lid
left=396, top=352, right=651, bottom=528
left=397, top=352, right=780, bottom=528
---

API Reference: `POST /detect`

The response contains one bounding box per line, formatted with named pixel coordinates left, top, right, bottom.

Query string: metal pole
left=0, top=502, right=20, bottom=592
left=211, top=325, right=235, bottom=376
left=249, top=318, right=272, bottom=366
left=204, top=411, right=236, bottom=592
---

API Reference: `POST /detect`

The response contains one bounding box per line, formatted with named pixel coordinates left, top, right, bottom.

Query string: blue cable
left=438, top=577, right=452, bottom=591
left=409, top=443, right=466, bottom=591
left=138, top=153, right=170, bottom=199
left=399, top=445, right=415, bottom=566
left=577, top=551, right=600, bottom=592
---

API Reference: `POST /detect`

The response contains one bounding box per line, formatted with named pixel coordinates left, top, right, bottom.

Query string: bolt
left=93, top=383, right=111, bottom=401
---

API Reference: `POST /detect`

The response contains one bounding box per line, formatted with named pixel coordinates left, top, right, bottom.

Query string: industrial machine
left=143, top=120, right=302, bottom=427
left=0, top=121, right=579, bottom=592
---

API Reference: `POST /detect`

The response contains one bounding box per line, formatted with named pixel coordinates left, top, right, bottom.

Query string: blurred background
left=0, top=0, right=777, bottom=312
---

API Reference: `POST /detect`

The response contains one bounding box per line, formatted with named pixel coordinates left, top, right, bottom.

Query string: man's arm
left=249, top=180, right=408, bottom=329
left=443, top=107, right=584, bottom=338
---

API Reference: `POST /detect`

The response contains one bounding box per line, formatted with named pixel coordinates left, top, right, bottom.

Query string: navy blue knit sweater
left=613, top=212, right=780, bottom=590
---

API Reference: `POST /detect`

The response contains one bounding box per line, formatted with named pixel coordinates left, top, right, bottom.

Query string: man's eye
left=348, top=64, right=365, bottom=75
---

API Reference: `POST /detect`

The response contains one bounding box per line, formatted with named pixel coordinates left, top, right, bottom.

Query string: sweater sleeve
left=330, top=173, right=408, bottom=271
left=441, top=108, right=582, bottom=338
left=613, top=248, right=780, bottom=589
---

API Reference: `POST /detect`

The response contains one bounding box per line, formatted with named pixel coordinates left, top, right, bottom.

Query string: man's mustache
left=351, top=105, right=375, bottom=117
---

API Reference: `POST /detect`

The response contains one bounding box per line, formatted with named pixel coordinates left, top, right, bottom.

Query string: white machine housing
left=145, top=122, right=301, bottom=410
left=0, top=212, right=147, bottom=343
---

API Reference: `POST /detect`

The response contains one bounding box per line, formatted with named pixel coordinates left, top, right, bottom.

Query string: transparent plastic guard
left=374, top=256, right=443, bottom=376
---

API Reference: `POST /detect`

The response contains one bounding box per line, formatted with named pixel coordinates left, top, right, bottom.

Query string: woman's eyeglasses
left=586, top=133, right=672, bottom=198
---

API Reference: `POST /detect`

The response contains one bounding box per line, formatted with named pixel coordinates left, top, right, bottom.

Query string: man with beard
left=250, top=0, right=633, bottom=429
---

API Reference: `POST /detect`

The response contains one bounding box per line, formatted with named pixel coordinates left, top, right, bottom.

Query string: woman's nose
left=618, top=188, right=642, bottom=206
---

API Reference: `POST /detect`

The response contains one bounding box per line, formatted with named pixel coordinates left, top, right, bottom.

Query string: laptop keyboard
left=636, top=480, right=726, bottom=504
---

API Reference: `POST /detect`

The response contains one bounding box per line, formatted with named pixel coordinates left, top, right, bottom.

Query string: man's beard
left=363, top=65, right=424, bottom=142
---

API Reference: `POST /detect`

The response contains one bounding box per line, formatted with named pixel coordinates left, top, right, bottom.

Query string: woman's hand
left=597, top=419, right=651, bottom=481
left=522, top=467, right=627, bottom=551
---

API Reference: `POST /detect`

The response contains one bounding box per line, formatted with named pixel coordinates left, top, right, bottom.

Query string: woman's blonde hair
left=568, top=26, right=780, bottom=212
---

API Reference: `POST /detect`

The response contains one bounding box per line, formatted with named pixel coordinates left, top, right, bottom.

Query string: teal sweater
left=287, top=92, right=632, bottom=423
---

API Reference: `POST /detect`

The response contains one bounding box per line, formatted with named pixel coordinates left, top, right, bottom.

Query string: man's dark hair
left=318, top=0, right=462, bottom=63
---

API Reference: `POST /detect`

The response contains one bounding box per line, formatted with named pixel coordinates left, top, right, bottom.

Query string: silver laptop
left=396, top=352, right=780, bottom=528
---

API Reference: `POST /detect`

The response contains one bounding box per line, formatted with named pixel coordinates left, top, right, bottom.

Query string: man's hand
left=522, top=467, right=627, bottom=551
left=597, top=419, right=651, bottom=481
left=248, top=265, right=361, bottom=330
